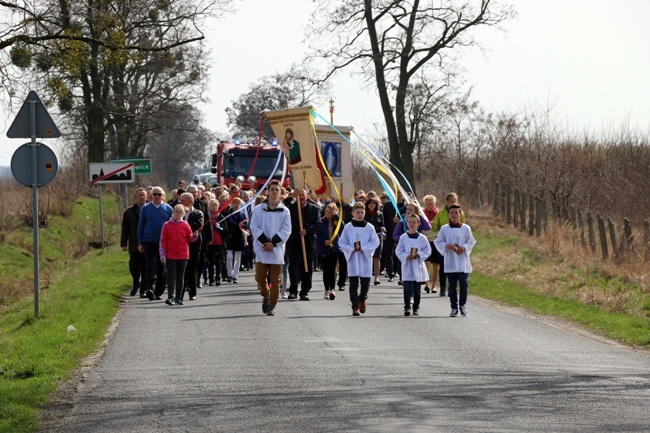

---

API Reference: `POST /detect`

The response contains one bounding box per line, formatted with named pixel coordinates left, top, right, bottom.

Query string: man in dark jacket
left=121, top=187, right=147, bottom=296
left=284, top=189, right=321, bottom=300
left=180, top=192, right=204, bottom=302
left=187, top=184, right=212, bottom=289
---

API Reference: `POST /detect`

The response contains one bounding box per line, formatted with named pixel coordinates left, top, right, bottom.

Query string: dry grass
left=469, top=208, right=650, bottom=316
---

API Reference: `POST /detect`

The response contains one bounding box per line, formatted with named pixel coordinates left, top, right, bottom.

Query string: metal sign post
left=7, top=91, right=61, bottom=317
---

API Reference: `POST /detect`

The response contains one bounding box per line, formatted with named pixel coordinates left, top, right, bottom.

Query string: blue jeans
left=166, top=259, right=187, bottom=300
left=447, top=272, right=469, bottom=309
left=402, top=281, right=421, bottom=310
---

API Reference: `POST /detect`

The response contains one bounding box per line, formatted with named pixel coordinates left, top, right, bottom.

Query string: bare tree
left=308, top=0, right=513, bottom=192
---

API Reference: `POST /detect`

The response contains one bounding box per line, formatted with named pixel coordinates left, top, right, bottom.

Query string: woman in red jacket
left=160, top=204, right=197, bottom=305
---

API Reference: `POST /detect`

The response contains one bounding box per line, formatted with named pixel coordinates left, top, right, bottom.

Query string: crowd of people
left=120, top=178, right=477, bottom=317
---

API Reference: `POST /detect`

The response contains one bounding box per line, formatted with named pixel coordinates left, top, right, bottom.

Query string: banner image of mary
left=282, top=128, right=302, bottom=165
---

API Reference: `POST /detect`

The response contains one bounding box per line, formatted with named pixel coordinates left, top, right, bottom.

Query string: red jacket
left=160, top=219, right=193, bottom=260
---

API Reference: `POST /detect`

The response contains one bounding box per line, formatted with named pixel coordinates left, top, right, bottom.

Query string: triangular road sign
left=6, top=91, right=61, bottom=138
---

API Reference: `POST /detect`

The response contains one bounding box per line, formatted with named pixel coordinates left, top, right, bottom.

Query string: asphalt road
left=41, top=269, right=650, bottom=433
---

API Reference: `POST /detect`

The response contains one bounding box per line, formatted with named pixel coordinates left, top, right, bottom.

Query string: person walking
left=431, top=192, right=466, bottom=297
left=395, top=214, right=431, bottom=316
left=284, top=189, right=321, bottom=300
left=339, top=202, right=380, bottom=316
left=434, top=204, right=476, bottom=317
left=137, top=186, right=173, bottom=301
left=121, top=187, right=147, bottom=297
left=249, top=180, right=291, bottom=316
left=159, top=205, right=198, bottom=306
left=317, top=202, right=342, bottom=300
left=179, top=192, right=203, bottom=301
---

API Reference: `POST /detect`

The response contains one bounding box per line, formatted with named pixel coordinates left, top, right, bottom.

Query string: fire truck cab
left=210, top=140, right=289, bottom=190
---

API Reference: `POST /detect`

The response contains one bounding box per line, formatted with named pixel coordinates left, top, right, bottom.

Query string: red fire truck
left=210, top=140, right=290, bottom=190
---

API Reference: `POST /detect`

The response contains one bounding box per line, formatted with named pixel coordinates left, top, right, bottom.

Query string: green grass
left=0, top=247, right=129, bottom=433
left=471, top=229, right=650, bottom=349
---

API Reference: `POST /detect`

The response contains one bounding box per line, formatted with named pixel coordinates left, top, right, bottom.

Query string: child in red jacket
left=160, top=204, right=197, bottom=305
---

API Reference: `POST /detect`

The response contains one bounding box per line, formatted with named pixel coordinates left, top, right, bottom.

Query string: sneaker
left=404, top=307, right=411, bottom=316
left=146, top=290, right=154, bottom=301
left=165, top=298, right=175, bottom=306
left=197, top=283, right=202, bottom=289
left=387, top=277, right=394, bottom=282
left=232, top=279, right=238, bottom=284
left=266, top=306, right=276, bottom=316
left=412, top=309, right=420, bottom=316
left=439, top=288, right=447, bottom=297
left=328, top=290, right=336, bottom=300
left=450, top=309, right=458, bottom=317
left=352, top=307, right=361, bottom=316
left=299, top=294, right=310, bottom=301
left=189, top=296, right=197, bottom=300
left=324, top=290, right=330, bottom=299
left=338, top=285, right=346, bottom=291
left=287, top=293, right=297, bottom=300
left=359, top=299, right=367, bottom=314
left=175, top=298, right=184, bottom=306
left=130, top=286, right=138, bottom=296
left=154, top=295, right=162, bottom=301
left=262, top=297, right=270, bottom=314
left=460, top=306, right=467, bottom=316
left=215, top=280, right=221, bottom=286
left=139, top=294, right=147, bottom=298
left=281, top=291, right=288, bottom=299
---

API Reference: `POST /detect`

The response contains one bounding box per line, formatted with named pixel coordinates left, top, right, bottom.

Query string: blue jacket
left=137, top=202, right=173, bottom=245
left=316, top=215, right=341, bottom=256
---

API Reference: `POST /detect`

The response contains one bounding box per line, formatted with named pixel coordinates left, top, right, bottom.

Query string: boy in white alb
left=395, top=214, right=431, bottom=316
left=249, top=180, right=292, bottom=316
left=339, top=202, right=380, bottom=316
left=434, top=204, right=476, bottom=317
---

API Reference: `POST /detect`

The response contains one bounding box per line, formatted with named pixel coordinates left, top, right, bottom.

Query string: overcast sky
left=1, top=0, right=649, bottom=166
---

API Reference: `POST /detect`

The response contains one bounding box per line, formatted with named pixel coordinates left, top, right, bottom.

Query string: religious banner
left=266, top=106, right=327, bottom=195
left=314, top=124, right=353, bottom=200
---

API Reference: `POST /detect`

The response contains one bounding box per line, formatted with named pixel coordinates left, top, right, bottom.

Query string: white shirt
left=395, top=232, right=431, bottom=282
left=339, top=220, right=380, bottom=278
left=249, top=201, right=291, bottom=265
left=434, top=223, right=476, bottom=273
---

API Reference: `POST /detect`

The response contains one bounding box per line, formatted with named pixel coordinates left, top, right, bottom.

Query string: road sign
left=6, top=91, right=61, bottom=138
left=110, top=158, right=152, bottom=174
left=11, top=143, right=58, bottom=187
left=89, top=162, right=135, bottom=184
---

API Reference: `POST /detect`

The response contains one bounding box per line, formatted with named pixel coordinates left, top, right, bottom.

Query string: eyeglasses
left=380, top=196, right=388, bottom=199
left=152, top=193, right=163, bottom=196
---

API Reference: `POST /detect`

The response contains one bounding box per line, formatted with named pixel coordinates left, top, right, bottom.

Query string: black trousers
left=207, top=244, right=224, bottom=283
left=320, top=253, right=338, bottom=291
left=336, top=252, right=347, bottom=288
left=183, top=247, right=200, bottom=298
left=143, top=242, right=165, bottom=296
left=382, top=237, right=395, bottom=277
left=288, top=242, right=314, bottom=296
left=129, top=251, right=146, bottom=294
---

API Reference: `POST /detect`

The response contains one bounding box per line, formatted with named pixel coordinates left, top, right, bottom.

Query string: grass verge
left=0, top=247, right=129, bottom=433
left=470, top=226, right=650, bottom=349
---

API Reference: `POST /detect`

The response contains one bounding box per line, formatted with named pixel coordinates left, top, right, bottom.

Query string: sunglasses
left=152, top=193, right=163, bottom=196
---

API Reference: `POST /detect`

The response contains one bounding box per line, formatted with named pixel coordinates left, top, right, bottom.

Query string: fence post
left=623, top=218, right=633, bottom=253
left=577, top=209, right=586, bottom=247
left=520, top=191, right=527, bottom=231
left=542, top=199, right=548, bottom=233
left=607, top=217, right=619, bottom=261
left=570, top=206, right=577, bottom=230
left=535, top=197, right=542, bottom=236
left=587, top=212, right=596, bottom=252
left=643, top=219, right=650, bottom=261
left=506, top=185, right=512, bottom=225
left=513, top=188, right=520, bottom=228
left=528, top=194, right=535, bottom=236
left=493, top=183, right=500, bottom=216
left=597, top=214, right=608, bottom=260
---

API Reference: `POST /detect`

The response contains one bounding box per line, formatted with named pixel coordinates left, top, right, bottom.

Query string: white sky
left=2, top=0, right=649, bottom=166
